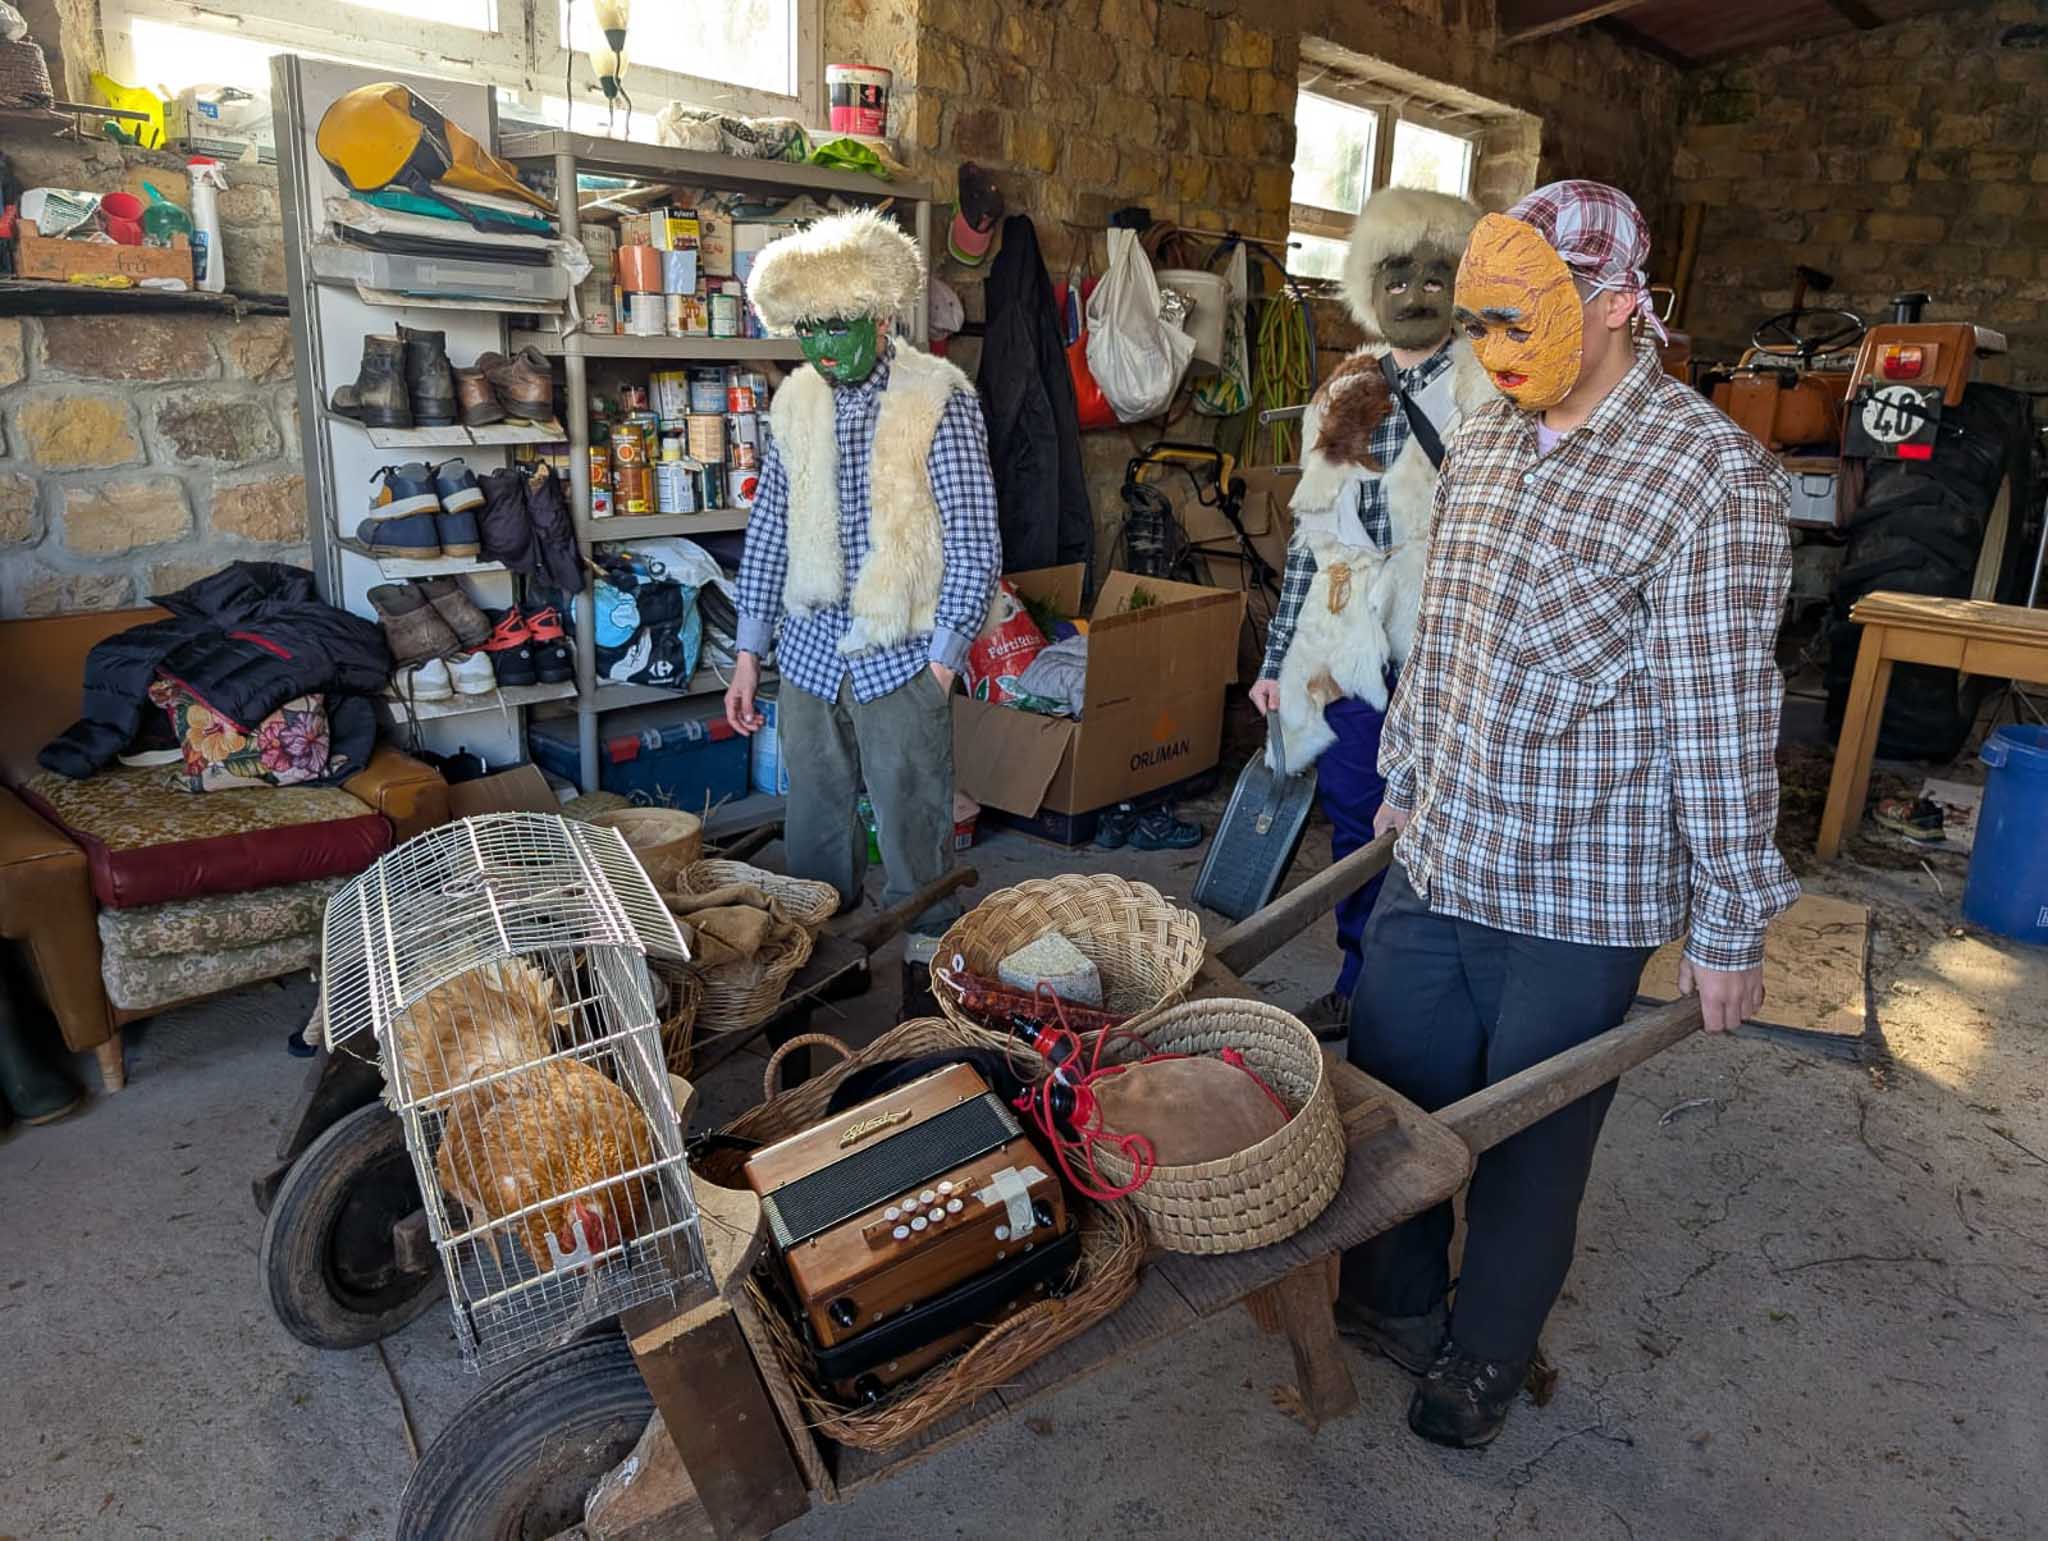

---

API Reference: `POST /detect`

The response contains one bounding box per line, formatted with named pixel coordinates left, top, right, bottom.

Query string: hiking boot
left=346, top=512, right=440, bottom=561
left=397, top=324, right=457, bottom=427
left=0, top=974, right=82, bottom=1126
left=393, top=656, right=453, bottom=702
left=448, top=650, right=496, bottom=695
left=367, top=582, right=459, bottom=664
left=454, top=365, right=505, bottom=428
left=414, top=575, right=491, bottom=648
left=367, top=462, right=442, bottom=520
left=1299, top=990, right=1352, bottom=1042
left=433, top=458, right=485, bottom=513
left=481, top=607, right=539, bottom=687
left=1335, top=1297, right=1446, bottom=1375
left=476, top=345, right=556, bottom=422
left=329, top=334, right=411, bottom=428
left=1130, top=804, right=1203, bottom=850
left=1093, top=805, right=1136, bottom=850
left=477, top=465, right=536, bottom=569
left=523, top=602, right=575, bottom=683
left=1409, top=1340, right=1527, bottom=1449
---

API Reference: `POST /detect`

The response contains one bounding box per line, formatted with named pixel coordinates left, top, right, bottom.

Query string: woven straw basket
left=647, top=957, right=702, bottom=1076
left=678, top=859, right=839, bottom=931
left=934, top=874, right=1205, bottom=1036
left=686, top=925, right=814, bottom=1034
left=589, top=807, right=703, bottom=892
left=1091, top=999, right=1345, bottom=1255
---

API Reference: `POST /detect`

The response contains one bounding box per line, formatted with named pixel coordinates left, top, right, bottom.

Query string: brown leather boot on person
left=453, top=365, right=505, bottom=427
left=366, top=582, right=460, bottom=664
left=329, top=334, right=411, bottom=428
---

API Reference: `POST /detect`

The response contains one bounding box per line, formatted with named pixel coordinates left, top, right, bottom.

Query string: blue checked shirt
left=1259, top=342, right=1456, bottom=682
left=735, top=347, right=1002, bottom=704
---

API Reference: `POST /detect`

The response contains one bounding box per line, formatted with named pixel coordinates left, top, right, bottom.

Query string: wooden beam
left=1820, top=0, right=1883, bottom=27
left=1499, top=0, right=1654, bottom=45
left=1596, top=16, right=1697, bottom=68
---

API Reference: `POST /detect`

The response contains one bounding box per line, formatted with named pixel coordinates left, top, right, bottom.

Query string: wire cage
left=321, top=812, right=708, bottom=1370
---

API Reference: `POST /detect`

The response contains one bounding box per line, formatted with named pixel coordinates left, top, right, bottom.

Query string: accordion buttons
left=884, top=1206, right=901, bottom=1222
left=919, top=1189, right=937, bottom=1205
left=892, top=1225, right=910, bottom=1241
left=946, top=1197, right=964, bottom=1214
left=994, top=1224, right=1011, bottom=1242
left=938, top=1181, right=955, bottom=1195
left=911, top=1216, right=928, bottom=1232
left=928, top=1208, right=945, bottom=1225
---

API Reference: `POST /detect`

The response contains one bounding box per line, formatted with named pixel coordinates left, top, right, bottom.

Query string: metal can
left=685, top=412, right=726, bottom=464
left=589, top=443, right=612, bottom=490
left=625, top=292, right=665, bottom=336
left=655, top=458, right=697, bottom=514
left=727, top=379, right=757, bottom=413
left=695, top=460, right=728, bottom=510
left=708, top=291, right=740, bottom=338
left=652, top=369, right=690, bottom=423
left=610, top=421, right=649, bottom=465
left=659, top=431, right=684, bottom=461
left=726, top=410, right=760, bottom=470
left=729, top=467, right=758, bottom=509
left=619, top=384, right=649, bottom=412
left=591, top=486, right=614, bottom=519
left=614, top=461, right=653, bottom=515
left=687, top=369, right=726, bottom=414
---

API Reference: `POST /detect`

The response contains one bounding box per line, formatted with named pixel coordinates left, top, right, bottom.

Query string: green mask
left=794, top=316, right=881, bottom=384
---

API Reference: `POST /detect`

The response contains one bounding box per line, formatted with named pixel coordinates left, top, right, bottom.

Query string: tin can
left=625, top=292, right=665, bottom=336
left=709, top=291, right=740, bottom=338
left=614, top=461, right=653, bottom=515
left=726, top=410, right=760, bottom=470
left=652, top=370, right=690, bottom=423
left=730, top=467, right=758, bottom=509
left=619, top=384, right=649, bottom=412
left=589, top=443, right=612, bottom=491
left=655, top=458, right=697, bottom=514
left=826, top=64, right=892, bottom=137
left=659, top=431, right=684, bottom=461
left=610, top=422, right=649, bottom=467
left=591, top=486, right=614, bottom=519
left=695, top=460, right=728, bottom=510
left=727, top=379, right=758, bottom=413
left=687, top=369, right=726, bottom=414
left=685, top=412, right=726, bottom=464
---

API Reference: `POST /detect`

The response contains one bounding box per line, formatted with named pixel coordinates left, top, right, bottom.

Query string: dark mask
left=1372, top=242, right=1460, bottom=352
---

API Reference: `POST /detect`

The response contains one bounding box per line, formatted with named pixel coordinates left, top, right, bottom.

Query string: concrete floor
left=5, top=762, right=2047, bottom=1540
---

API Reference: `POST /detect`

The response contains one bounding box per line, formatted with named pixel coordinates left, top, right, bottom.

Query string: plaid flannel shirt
left=736, top=347, right=1002, bottom=704
left=1381, top=340, right=1799, bottom=969
left=1259, top=343, right=1455, bottom=682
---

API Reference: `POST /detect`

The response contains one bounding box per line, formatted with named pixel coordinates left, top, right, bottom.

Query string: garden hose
left=1249, top=288, right=1313, bottom=468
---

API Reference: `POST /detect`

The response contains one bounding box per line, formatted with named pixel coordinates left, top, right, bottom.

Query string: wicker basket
left=934, top=874, right=1205, bottom=1036
left=1090, top=999, right=1345, bottom=1255
left=702, top=1018, right=1146, bottom=1451
left=678, top=859, right=839, bottom=932
left=687, top=923, right=814, bottom=1034
left=648, top=957, right=703, bottom=1077
left=590, top=807, right=704, bottom=891
left=0, top=40, right=53, bottom=107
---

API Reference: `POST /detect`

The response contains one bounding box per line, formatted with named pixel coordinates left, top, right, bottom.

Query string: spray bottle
left=186, top=156, right=226, bottom=293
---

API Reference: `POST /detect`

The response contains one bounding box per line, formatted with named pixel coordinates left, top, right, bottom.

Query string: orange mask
left=1455, top=213, right=1583, bottom=410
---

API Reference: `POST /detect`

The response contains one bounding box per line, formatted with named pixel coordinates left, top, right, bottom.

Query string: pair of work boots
left=331, top=330, right=554, bottom=430
left=0, top=973, right=82, bottom=1131
left=349, top=460, right=485, bottom=560
left=1339, top=1298, right=1537, bottom=1450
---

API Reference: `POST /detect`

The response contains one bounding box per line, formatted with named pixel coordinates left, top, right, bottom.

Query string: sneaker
left=1874, top=795, right=1945, bottom=844
left=477, top=466, right=535, bottom=569
left=448, top=650, right=496, bottom=695
left=367, top=462, right=441, bottom=520
left=413, top=576, right=491, bottom=649
left=393, top=656, right=453, bottom=702
left=1408, top=1340, right=1527, bottom=1449
left=1093, top=805, right=1136, bottom=850
left=436, top=505, right=482, bottom=560
left=1335, top=1297, right=1446, bottom=1375
left=1130, top=804, right=1204, bottom=850
left=1299, top=990, right=1351, bottom=1043
left=523, top=603, right=575, bottom=684
left=345, top=511, right=441, bottom=561
left=480, top=606, right=538, bottom=687
left=366, top=582, right=459, bottom=664
left=433, top=458, right=485, bottom=513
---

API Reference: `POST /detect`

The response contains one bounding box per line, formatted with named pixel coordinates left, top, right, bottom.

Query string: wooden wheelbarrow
left=395, top=834, right=1707, bottom=1539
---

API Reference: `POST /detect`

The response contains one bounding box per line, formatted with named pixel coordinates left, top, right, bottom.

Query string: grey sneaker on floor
left=1335, top=1296, right=1448, bottom=1375
left=1409, top=1339, right=1527, bottom=1448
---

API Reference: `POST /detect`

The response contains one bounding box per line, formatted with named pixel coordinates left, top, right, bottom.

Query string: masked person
left=1249, top=188, right=1488, bottom=1037
left=1341, top=181, right=1798, bottom=1447
left=727, top=209, right=1000, bottom=959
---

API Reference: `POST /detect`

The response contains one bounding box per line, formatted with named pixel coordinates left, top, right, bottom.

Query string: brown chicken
left=388, top=957, right=562, bottom=1105
left=434, top=1056, right=656, bottom=1273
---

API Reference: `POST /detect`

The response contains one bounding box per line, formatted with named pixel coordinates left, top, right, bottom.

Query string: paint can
left=727, top=377, right=758, bottom=412
left=614, top=461, right=652, bottom=515
left=625, top=292, right=665, bottom=336
left=695, top=460, right=728, bottom=510
left=709, top=290, right=741, bottom=338
left=826, top=64, right=892, bottom=137
left=685, top=412, right=726, bottom=464
left=726, top=410, right=760, bottom=470
left=730, top=466, right=758, bottom=509
left=589, top=443, right=612, bottom=492
left=687, top=369, right=727, bottom=413
left=652, top=370, right=690, bottom=423
left=590, top=486, right=614, bottom=519
left=655, top=458, right=697, bottom=514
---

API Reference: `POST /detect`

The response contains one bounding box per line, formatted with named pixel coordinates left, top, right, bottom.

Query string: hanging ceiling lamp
left=589, top=0, right=632, bottom=131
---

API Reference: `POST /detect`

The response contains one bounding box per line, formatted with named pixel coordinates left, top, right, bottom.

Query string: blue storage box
left=529, top=699, right=749, bottom=810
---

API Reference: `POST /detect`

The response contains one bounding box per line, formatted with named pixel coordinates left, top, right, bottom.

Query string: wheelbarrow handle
left=1211, top=832, right=1395, bottom=977
left=836, top=864, right=980, bottom=950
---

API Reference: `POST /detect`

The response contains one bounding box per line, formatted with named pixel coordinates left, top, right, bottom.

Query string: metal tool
left=1193, top=716, right=1319, bottom=922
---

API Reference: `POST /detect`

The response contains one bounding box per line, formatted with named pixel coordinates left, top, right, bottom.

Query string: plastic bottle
left=186, top=156, right=226, bottom=293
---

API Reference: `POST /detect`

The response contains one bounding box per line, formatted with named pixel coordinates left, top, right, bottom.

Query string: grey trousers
left=776, top=669, right=964, bottom=936
left=1341, top=861, right=1653, bottom=1365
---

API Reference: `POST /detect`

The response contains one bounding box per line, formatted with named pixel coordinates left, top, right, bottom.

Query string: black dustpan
left=1192, top=715, right=1318, bottom=922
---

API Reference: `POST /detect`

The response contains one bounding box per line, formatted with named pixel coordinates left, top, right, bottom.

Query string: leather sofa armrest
left=344, top=746, right=450, bottom=844
left=0, top=788, right=116, bottom=1053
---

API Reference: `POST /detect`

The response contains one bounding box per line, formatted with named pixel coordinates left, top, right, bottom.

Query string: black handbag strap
left=1380, top=353, right=1446, bottom=471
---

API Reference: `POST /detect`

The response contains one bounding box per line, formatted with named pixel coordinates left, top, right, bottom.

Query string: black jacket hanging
left=977, top=214, right=1094, bottom=580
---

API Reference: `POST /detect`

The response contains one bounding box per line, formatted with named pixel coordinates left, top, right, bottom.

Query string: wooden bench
left=1818, top=592, right=2048, bottom=861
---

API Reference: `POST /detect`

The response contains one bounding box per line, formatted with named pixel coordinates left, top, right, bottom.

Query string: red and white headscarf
left=1505, top=180, right=1668, bottom=343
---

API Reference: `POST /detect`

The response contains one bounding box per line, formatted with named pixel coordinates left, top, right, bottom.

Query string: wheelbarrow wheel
left=261, top=1101, right=442, bottom=1349
left=398, top=1332, right=653, bottom=1541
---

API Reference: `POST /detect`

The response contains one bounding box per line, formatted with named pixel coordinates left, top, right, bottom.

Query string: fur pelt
left=769, top=343, right=975, bottom=656
left=1308, top=353, right=1394, bottom=470
left=746, top=207, right=925, bottom=333
left=1341, top=187, right=1483, bottom=334
left=1275, top=535, right=1393, bottom=768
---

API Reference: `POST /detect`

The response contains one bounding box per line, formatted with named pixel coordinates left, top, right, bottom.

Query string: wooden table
left=1818, top=592, right=2048, bottom=860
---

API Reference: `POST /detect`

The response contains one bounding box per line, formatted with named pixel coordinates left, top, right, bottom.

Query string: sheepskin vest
left=770, top=343, right=975, bottom=658
left=1274, top=338, right=1492, bottom=770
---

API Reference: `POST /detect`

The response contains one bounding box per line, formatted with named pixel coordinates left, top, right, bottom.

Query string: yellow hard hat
left=316, top=82, right=450, bottom=195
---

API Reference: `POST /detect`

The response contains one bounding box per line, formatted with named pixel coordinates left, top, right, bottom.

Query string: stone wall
left=0, top=134, right=303, bottom=617
left=1674, top=0, right=2048, bottom=387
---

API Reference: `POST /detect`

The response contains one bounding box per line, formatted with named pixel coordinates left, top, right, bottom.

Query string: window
left=103, top=0, right=819, bottom=126
left=1287, top=86, right=1478, bottom=279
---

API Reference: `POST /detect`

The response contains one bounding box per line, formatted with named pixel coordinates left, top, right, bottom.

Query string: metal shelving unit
left=499, top=130, right=936, bottom=792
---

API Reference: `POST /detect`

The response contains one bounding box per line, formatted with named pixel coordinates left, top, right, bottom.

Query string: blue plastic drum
left=1961, top=724, right=2048, bottom=944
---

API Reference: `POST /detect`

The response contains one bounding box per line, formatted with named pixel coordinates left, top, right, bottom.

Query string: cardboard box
left=1167, top=463, right=1298, bottom=680
left=446, top=764, right=559, bottom=818
left=952, top=566, right=1244, bottom=817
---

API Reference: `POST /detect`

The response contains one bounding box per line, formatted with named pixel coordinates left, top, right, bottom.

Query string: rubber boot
left=398, top=325, right=458, bottom=427
left=0, top=975, right=82, bottom=1125
left=329, top=334, right=412, bottom=429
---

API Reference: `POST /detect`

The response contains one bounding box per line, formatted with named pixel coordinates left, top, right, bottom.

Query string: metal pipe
left=556, top=146, right=602, bottom=795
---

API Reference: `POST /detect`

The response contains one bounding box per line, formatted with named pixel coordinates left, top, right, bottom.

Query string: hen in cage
left=321, top=812, right=707, bottom=1369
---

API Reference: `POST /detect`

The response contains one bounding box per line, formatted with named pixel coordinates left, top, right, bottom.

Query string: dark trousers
left=1317, top=694, right=1390, bottom=998
left=1341, top=862, right=1652, bottom=1364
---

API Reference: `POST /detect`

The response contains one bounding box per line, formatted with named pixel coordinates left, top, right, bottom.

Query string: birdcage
left=321, top=812, right=708, bottom=1370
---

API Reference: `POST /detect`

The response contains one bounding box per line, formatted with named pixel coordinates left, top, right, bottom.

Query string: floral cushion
left=102, top=930, right=321, bottom=1013
left=97, top=876, right=348, bottom=961
left=146, top=678, right=331, bottom=792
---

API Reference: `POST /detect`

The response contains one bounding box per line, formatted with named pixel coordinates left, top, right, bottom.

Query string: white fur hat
left=1341, top=186, right=1482, bottom=331
left=746, top=207, right=925, bottom=333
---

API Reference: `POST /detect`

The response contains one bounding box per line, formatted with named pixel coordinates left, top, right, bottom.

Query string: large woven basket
left=1091, top=999, right=1345, bottom=1255
left=686, top=923, right=814, bottom=1034
left=934, top=874, right=1204, bottom=1036
left=648, top=957, right=702, bottom=1076
left=678, top=859, right=839, bottom=932
left=703, top=1018, right=1146, bottom=1451
left=589, top=807, right=703, bottom=891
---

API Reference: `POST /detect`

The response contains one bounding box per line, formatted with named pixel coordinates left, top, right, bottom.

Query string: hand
left=1372, top=803, right=1412, bottom=840
left=1678, top=957, right=1763, bottom=1034
left=927, top=660, right=957, bottom=694
left=724, top=653, right=765, bottom=736
left=1249, top=679, right=1280, bottom=716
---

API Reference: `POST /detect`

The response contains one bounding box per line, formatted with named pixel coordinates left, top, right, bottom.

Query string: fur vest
left=1274, top=338, right=1492, bottom=769
left=770, top=342, right=975, bottom=657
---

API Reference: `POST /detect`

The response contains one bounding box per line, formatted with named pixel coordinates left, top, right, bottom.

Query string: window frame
left=1287, top=79, right=1480, bottom=277
left=103, top=0, right=822, bottom=126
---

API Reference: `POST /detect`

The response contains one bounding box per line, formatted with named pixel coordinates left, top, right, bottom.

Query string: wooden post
left=1818, top=624, right=1894, bottom=860
left=1249, top=1260, right=1359, bottom=1428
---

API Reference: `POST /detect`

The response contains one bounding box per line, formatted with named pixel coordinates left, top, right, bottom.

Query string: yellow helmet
left=316, top=83, right=555, bottom=216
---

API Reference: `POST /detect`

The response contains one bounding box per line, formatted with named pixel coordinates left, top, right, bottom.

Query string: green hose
left=1248, top=287, right=1314, bottom=468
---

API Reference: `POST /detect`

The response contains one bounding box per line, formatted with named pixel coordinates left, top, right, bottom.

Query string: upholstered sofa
left=0, top=607, right=446, bottom=1089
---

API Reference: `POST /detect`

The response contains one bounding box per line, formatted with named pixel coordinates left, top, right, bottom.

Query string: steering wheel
left=1751, top=307, right=1865, bottom=364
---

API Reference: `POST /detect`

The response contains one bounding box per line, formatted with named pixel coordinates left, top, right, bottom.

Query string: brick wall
left=1675, top=0, right=2048, bottom=387
left=0, top=135, right=304, bottom=618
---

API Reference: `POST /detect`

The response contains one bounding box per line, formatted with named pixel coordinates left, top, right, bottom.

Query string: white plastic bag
left=1086, top=228, right=1195, bottom=423
left=1192, top=240, right=1250, bottom=417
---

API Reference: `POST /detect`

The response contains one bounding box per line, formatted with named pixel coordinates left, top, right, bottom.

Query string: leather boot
left=476, top=346, right=557, bottom=423
left=454, top=365, right=505, bottom=428
left=397, top=325, right=458, bottom=427
left=0, top=973, right=82, bottom=1126
left=329, top=334, right=412, bottom=429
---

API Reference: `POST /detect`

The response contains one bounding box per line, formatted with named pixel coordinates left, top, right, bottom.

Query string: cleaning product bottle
left=186, top=155, right=226, bottom=292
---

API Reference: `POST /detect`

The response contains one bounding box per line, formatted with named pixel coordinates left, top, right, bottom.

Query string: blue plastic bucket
left=1961, top=724, right=2048, bottom=943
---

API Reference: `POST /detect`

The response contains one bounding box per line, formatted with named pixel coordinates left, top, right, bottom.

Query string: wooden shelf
left=327, top=414, right=567, bottom=450
left=592, top=509, right=751, bottom=539
left=0, top=277, right=288, bottom=317
left=381, top=680, right=578, bottom=719
left=512, top=329, right=804, bottom=362
left=500, top=130, right=932, bottom=204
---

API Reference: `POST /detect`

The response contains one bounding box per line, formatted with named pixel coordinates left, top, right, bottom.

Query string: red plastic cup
left=100, top=191, right=144, bottom=245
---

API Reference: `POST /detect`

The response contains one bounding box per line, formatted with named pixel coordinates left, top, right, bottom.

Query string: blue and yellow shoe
left=367, top=461, right=442, bottom=519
